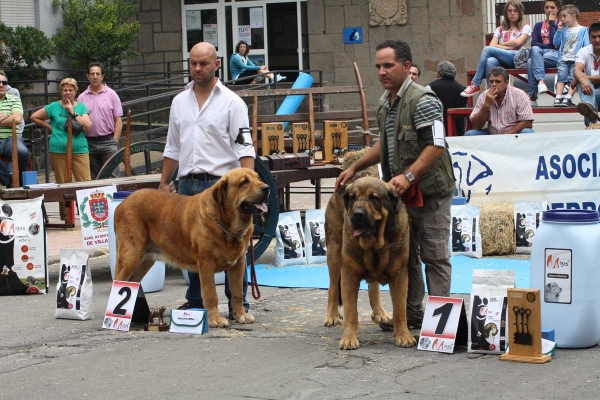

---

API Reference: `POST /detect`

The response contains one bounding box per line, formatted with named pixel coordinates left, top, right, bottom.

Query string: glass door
left=182, top=4, right=227, bottom=80
left=232, top=3, right=268, bottom=72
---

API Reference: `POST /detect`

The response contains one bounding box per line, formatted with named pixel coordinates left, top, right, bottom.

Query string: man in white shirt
left=573, top=22, right=600, bottom=123
left=159, top=42, right=255, bottom=317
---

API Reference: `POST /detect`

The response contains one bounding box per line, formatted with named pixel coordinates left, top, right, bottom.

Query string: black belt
left=181, top=172, right=221, bottom=182
left=87, top=133, right=114, bottom=141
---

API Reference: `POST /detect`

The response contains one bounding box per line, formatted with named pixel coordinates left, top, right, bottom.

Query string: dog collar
left=208, top=213, right=248, bottom=239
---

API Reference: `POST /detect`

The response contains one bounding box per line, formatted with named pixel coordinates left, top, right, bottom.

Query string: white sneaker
left=530, top=100, right=538, bottom=107
left=276, top=74, right=287, bottom=82
left=538, top=81, right=548, bottom=94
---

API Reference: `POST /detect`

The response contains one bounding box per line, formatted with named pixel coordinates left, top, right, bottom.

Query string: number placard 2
left=418, top=296, right=468, bottom=354
left=103, top=280, right=141, bottom=332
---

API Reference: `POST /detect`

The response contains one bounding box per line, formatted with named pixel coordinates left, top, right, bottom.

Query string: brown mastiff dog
left=325, top=177, right=416, bottom=350
left=114, top=168, right=269, bottom=328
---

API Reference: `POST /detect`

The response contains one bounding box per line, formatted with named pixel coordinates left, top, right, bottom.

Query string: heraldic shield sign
left=89, top=191, right=109, bottom=223
left=76, top=186, right=117, bottom=249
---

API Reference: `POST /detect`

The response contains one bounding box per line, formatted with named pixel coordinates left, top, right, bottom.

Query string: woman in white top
left=461, top=0, right=532, bottom=97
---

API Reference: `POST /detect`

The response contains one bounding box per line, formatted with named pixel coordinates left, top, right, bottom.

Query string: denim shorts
left=557, top=60, right=575, bottom=83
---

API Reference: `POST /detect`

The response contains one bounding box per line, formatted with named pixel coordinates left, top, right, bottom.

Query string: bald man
left=159, top=42, right=256, bottom=325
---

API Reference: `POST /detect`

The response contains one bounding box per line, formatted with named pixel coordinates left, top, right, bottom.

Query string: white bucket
left=108, top=191, right=165, bottom=293
left=530, top=209, right=600, bottom=348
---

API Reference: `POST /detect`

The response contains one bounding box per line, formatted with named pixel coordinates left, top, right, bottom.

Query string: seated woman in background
left=461, top=0, right=531, bottom=97
left=527, top=0, right=560, bottom=106
left=30, top=77, right=92, bottom=222
left=229, top=41, right=285, bottom=85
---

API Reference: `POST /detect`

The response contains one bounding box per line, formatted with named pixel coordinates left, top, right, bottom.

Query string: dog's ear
left=212, top=177, right=228, bottom=204
left=341, top=183, right=352, bottom=210
left=386, top=187, right=400, bottom=214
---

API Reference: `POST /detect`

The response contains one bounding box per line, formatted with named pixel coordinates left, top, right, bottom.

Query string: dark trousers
left=87, top=137, right=117, bottom=179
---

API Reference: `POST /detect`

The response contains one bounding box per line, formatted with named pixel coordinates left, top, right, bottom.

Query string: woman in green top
left=31, top=77, right=92, bottom=221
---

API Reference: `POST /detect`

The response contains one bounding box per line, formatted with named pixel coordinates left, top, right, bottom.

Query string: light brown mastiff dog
left=114, top=168, right=269, bottom=328
left=324, top=177, right=417, bottom=350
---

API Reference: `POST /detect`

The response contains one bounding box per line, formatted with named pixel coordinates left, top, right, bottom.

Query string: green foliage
left=0, top=23, right=54, bottom=89
left=51, top=0, right=140, bottom=69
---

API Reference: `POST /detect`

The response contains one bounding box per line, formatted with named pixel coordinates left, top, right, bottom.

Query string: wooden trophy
left=322, top=120, right=348, bottom=162
left=261, top=122, right=284, bottom=156
left=499, top=288, right=552, bottom=364
left=144, top=306, right=169, bottom=332
left=292, top=123, right=310, bottom=154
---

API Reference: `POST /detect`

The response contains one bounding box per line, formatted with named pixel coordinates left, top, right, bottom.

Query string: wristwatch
left=403, top=171, right=415, bottom=184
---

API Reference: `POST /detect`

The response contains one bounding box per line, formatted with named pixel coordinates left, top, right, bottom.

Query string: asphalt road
left=2, top=252, right=600, bottom=400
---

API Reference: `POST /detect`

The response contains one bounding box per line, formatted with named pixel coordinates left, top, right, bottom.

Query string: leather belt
left=181, top=172, right=221, bottom=182
left=87, top=133, right=114, bottom=141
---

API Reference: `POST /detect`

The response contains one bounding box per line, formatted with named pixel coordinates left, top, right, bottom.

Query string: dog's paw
left=324, top=314, right=343, bottom=327
left=371, top=311, right=392, bottom=324
left=339, top=336, right=360, bottom=350
left=395, top=333, right=417, bottom=348
left=209, top=315, right=230, bottom=328
left=235, top=312, right=255, bottom=324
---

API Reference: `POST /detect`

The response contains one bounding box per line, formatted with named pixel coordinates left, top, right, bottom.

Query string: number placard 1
left=417, top=296, right=468, bottom=354
left=103, top=280, right=141, bottom=332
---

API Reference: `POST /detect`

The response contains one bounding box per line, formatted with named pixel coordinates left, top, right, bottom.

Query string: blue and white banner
left=447, top=130, right=600, bottom=211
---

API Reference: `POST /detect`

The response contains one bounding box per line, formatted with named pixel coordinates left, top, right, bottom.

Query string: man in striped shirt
left=335, top=40, right=456, bottom=331
left=0, top=72, right=27, bottom=188
left=466, top=66, right=535, bottom=135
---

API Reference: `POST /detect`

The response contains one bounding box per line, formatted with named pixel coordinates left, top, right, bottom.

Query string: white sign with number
left=418, top=296, right=466, bottom=354
left=103, top=280, right=140, bottom=332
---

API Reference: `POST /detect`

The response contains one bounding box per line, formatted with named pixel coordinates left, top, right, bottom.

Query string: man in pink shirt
left=78, top=61, right=124, bottom=178
left=466, top=67, right=535, bottom=135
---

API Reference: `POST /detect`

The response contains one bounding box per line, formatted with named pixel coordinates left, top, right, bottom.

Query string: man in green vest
left=335, top=39, right=456, bottom=330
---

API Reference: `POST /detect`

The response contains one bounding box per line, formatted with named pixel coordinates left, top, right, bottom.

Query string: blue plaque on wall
left=343, top=27, right=363, bottom=44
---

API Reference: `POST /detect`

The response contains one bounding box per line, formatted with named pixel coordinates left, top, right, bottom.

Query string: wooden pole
left=353, top=62, right=371, bottom=147
left=66, top=115, right=73, bottom=183
left=11, top=120, right=19, bottom=188
left=124, top=109, right=132, bottom=176
left=308, top=93, right=315, bottom=160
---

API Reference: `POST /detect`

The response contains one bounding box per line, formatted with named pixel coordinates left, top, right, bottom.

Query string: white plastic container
left=108, top=191, right=165, bottom=293
left=530, top=209, right=600, bottom=348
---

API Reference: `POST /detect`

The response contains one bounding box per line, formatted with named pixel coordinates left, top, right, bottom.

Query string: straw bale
left=480, top=203, right=515, bottom=256
left=342, top=148, right=379, bottom=182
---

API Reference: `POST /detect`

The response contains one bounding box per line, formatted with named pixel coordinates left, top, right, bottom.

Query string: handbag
left=63, top=116, right=84, bottom=135
left=513, top=47, right=530, bottom=69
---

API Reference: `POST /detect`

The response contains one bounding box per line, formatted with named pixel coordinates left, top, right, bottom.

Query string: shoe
left=177, top=302, right=203, bottom=310
left=553, top=98, right=562, bottom=107
left=276, top=74, right=286, bottom=82
left=577, top=102, right=599, bottom=122
left=379, top=318, right=422, bottom=331
left=460, top=84, right=480, bottom=97
left=530, top=100, right=538, bottom=107
left=538, top=81, right=548, bottom=94
left=560, top=97, right=573, bottom=107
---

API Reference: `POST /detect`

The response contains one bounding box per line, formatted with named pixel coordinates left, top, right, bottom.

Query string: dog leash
left=249, top=237, right=260, bottom=299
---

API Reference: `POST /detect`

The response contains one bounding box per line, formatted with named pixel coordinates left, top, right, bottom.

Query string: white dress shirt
left=164, top=80, right=255, bottom=178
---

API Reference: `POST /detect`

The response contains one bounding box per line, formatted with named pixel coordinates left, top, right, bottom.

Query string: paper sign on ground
left=103, top=280, right=140, bottom=332
left=418, top=296, right=468, bottom=354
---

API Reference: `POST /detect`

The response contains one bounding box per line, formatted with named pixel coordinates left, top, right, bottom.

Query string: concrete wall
left=308, top=0, right=485, bottom=110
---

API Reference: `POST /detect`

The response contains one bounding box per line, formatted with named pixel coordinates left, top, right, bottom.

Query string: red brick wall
left=578, top=12, right=600, bottom=27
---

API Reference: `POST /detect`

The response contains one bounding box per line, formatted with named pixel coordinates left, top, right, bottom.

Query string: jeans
left=472, top=46, right=517, bottom=86
left=178, top=178, right=249, bottom=313
left=577, top=80, right=600, bottom=125
left=0, top=136, right=29, bottom=187
left=527, top=47, right=558, bottom=98
left=557, top=60, right=575, bottom=83
left=465, top=128, right=534, bottom=135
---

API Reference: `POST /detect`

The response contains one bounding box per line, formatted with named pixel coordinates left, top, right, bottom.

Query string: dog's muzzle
left=241, top=186, right=270, bottom=214
left=351, top=207, right=377, bottom=237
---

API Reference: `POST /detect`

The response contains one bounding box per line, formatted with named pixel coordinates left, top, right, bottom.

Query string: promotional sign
left=76, top=186, right=116, bottom=249
left=0, top=197, right=47, bottom=295
left=447, top=131, right=600, bottom=210
left=103, top=280, right=140, bottom=332
left=238, top=25, right=251, bottom=45
left=343, top=27, right=363, bottom=44
left=418, top=296, right=468, bottom=354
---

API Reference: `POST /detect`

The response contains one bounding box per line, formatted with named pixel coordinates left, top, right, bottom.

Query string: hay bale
left=480, top=203, right=515, bottom=256
left=341, top=147, right=379, bottom=181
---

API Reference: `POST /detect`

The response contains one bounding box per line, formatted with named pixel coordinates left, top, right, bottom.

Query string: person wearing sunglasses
left=0, top=72, right=28, bottom=188
left=462, top=1, right=531, bottom=97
